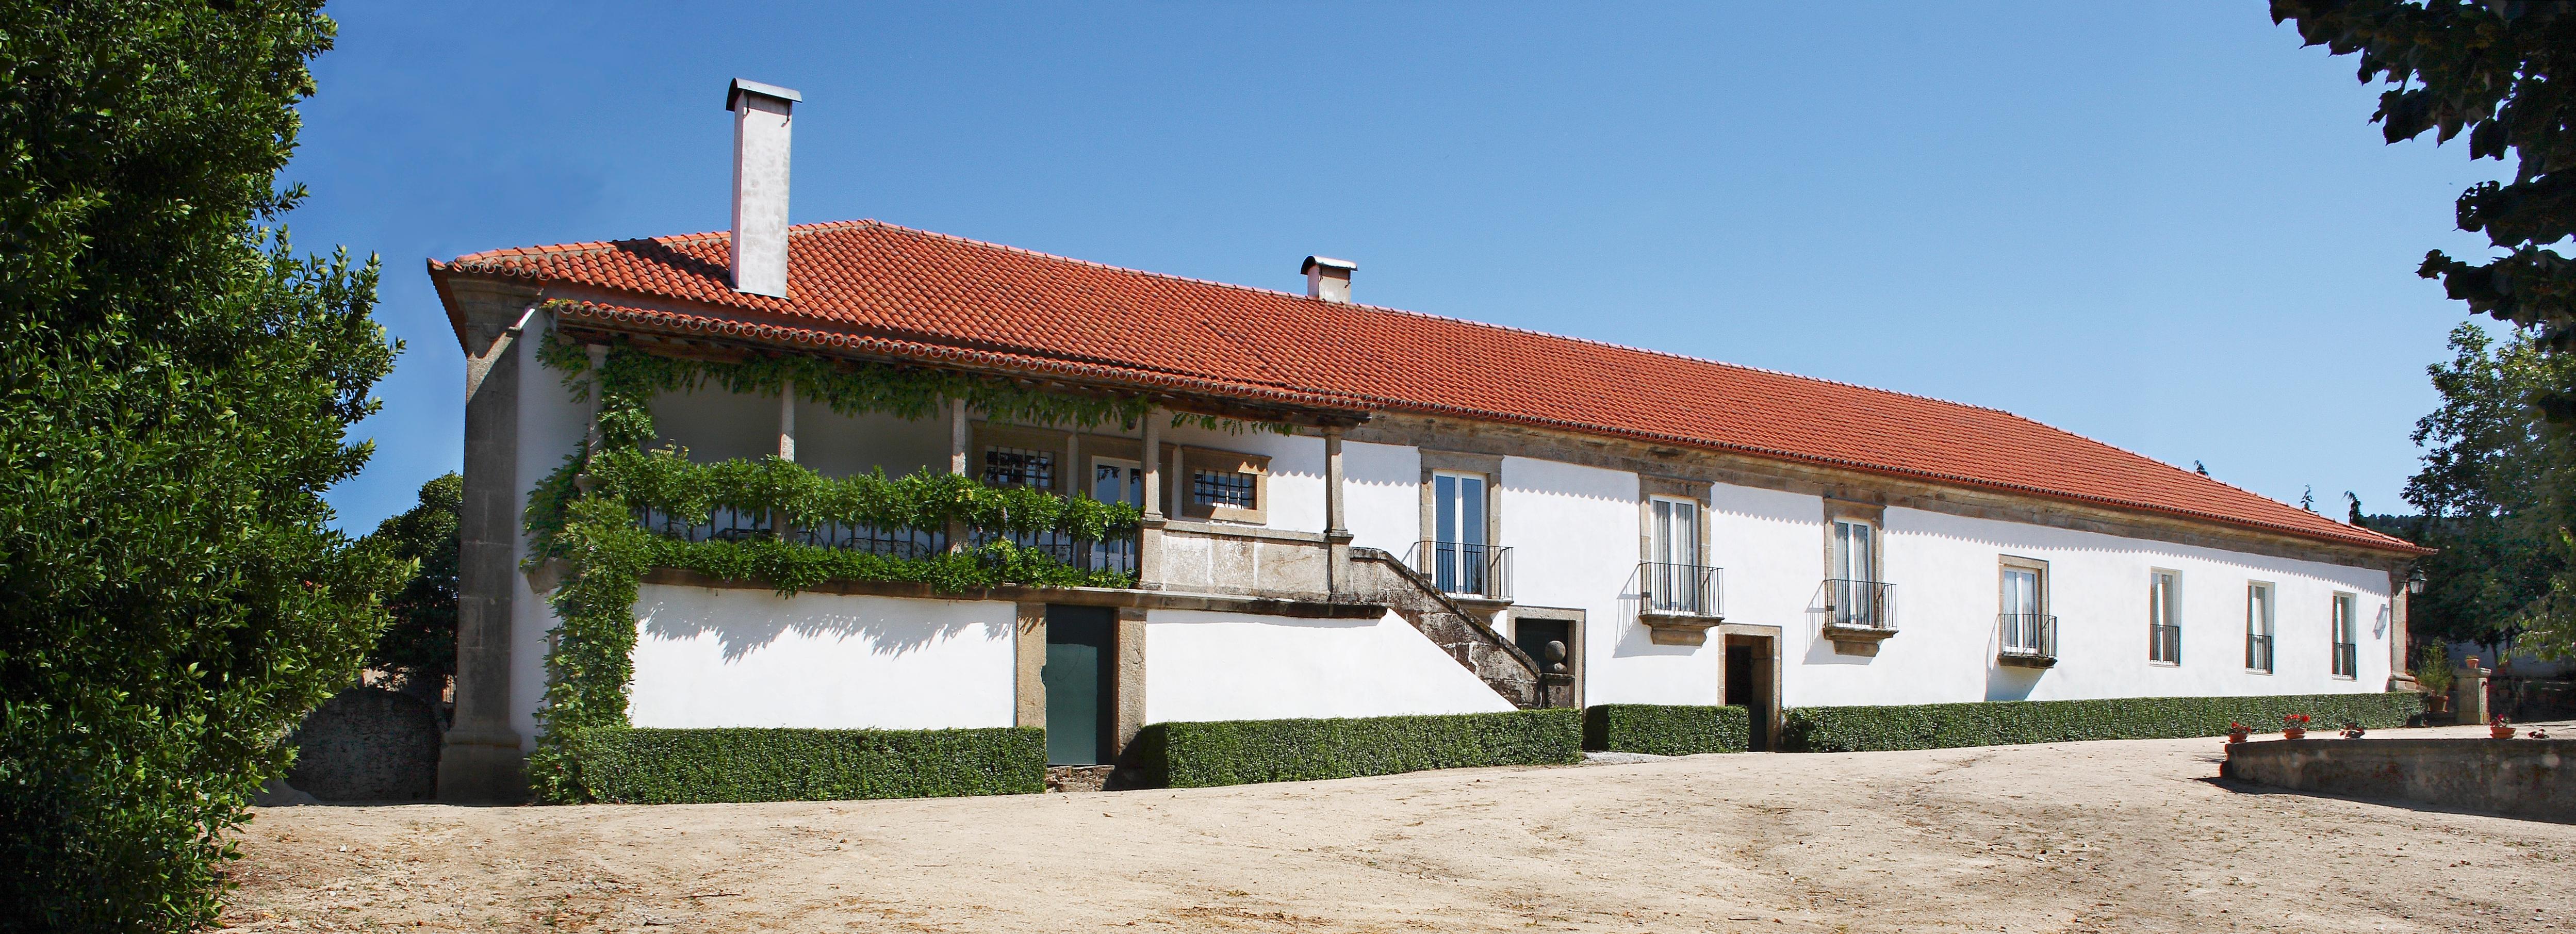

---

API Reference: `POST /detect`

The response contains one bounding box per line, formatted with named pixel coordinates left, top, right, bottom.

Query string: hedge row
left=1583, top=704, right=1750, bottom=756
left=1779, top=692, right=2421, bottom=753
left=1134, top=709, right=1583, bottom=788
left=560, top=726, right=1045, bottom=804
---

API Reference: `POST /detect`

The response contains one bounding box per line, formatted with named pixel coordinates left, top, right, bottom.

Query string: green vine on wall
left=522, top=321, right=1232, bottom=801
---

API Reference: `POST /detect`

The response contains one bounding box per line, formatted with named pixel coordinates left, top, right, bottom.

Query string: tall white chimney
left=1302, top=255, right=1356, bottom=303
left=726, top=78, right=801, bottom=298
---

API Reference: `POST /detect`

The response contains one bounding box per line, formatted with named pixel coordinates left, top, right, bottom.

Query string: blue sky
left=294, top=2, right=2507, bottom=532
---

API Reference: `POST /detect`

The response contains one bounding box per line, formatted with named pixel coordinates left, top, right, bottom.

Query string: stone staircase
left=1346, top=548, right=1552, bottom=709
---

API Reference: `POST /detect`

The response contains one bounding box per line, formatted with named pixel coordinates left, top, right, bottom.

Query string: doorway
left=1042, top=605, right=1116, bottom=766
left=1724, top=634, right=1775, bottom=751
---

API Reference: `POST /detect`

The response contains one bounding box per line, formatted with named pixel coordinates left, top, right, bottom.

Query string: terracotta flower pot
left=2490, top=725, right=2516, bottom=740
left=2282, top=727, right=2306, bottom=740
left=2427, top=695, right=2451, bottom=714
left=2225, top=732, right=2249, bottom=745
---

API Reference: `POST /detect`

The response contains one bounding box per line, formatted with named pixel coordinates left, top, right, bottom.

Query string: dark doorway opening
left=1043, top=605, right=1116, bottom=765
left=1513, top=616, right=1577, bottom=708
left=1724, top=634, right=1775, bottom=751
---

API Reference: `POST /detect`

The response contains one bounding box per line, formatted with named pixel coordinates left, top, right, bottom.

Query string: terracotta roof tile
left=432, top=220, right=2426, bottom=555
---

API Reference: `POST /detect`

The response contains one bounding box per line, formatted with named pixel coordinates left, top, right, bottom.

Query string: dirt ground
left=221, top=722, right=2574, bottom=933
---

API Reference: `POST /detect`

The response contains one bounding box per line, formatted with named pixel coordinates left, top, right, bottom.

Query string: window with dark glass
left=1191, top=468, right=1256, bottom=510
left=982, top=446, right=1056, bottom=489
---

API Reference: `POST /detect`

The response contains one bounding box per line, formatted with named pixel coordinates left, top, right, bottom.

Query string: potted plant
left=2225, top=722, right=2251, bottom=744
left=2339, top=720, right=2366, bottom=740
left=2489, top=714, right=2516, bottom=740
left=2282, top=713, right=2310, bottom=740
left=2414, top=645, right=2455, bottom=714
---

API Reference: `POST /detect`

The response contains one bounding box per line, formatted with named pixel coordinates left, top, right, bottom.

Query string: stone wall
left=288, top=687, right=444, bottom=802
left=2222, top=738, right=2574, bottom=824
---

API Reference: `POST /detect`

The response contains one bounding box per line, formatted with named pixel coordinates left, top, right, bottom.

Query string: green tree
left=366, top=473, right=461, bottom=706
left=2392, top=324, right=2568, bottom=650
left=0, top=3, right=400, bottom=930
left=2276, top=1, right=2576, bottom=656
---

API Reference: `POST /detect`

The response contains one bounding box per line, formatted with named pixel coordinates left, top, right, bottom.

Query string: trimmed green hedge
left=1136, top=709, right=1582, bottom=788
left=560, top=726, right=1046, bottom=803
left=1583, top=704, right=1750, bottom=756
left=1780, top=692, right=2421, bottom=753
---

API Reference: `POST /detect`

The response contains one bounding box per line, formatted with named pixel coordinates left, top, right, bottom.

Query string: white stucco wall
left=1162, top=422, right=1329, bottom=534
left=626, top=584, right=1018, bottom=729
left=1778, top=506, right=2394, bottom=708
left=1340, top=440, right=1422, bottom=557
left=1144, top=609, right=1516, bottom=723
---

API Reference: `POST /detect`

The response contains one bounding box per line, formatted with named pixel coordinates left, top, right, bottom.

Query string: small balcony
left=1637, top=562, right=1724, bottom=646
left=1814, top=578, right=1896, bottom=655
left=1998, top=612, right=2057, bottom=667
left=1405, top=540, right=1513, bottom=603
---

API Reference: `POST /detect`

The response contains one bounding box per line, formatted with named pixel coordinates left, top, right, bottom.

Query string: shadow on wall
left=1986, top=663, right=2041, bottom=701
left=638, top=588, right=1007, bottom=661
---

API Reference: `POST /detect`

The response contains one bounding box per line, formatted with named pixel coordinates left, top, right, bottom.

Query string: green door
left=1042, top=605, right=1115, bottom=765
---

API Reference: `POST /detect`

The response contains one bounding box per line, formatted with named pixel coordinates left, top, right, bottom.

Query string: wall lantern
left=2407, top=567, right=2427, bottom=596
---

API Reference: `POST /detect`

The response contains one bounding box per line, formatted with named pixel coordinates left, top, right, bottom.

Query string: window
left=1191, top=469, right=1256, bottom=509
left=1828, top=519, right=1884, bottom=627
left=1173, top=446, right=1269, bottom=523
left=2148, top=570, right=2181, bottom=664
left=2245, top=582, right=2274, bottom=673
left=1091, top=456, right=1142, bottom=507
left=1999, top=560, right=2049, bottom=658
left=982, top=446, right=1055, bottom=489
left=2331, top=593, right=2358, bottom=679
left=1644, top=497, right=1707, bottom=613
left=1430, top=472, right=1490, bottom=596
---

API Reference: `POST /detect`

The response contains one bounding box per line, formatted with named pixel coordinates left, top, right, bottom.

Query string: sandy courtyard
left=222, top=723, right=2573, bottom=933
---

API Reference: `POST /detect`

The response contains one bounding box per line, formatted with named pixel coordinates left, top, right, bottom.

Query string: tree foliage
left=0, top=2, right=398, bottom=930
left=365, top=473, right=461, bottom=702
left=2274, top=1, right=2576, bottom=344
left=2382, top=324, right=2571, bottom=649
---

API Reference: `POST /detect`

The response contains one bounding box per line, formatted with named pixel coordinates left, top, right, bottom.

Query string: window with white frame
left=2148, top=570, right=2181, bottom=664
left=2245, top=582, right=2275, bottom=673
left=1828, top=519, right=1884, bottom=627
left=1430, top=471, right=1491, bottom=596
left=2331, top=592, right=2358, bottom=679
left=1644, top=496, right=1705, bottom=613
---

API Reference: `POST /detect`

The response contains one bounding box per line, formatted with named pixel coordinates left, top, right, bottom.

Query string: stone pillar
left=2388, top=562, right=2418, bottom=692
left=945, top=399, right=970, bottom=553
left=439, top=306, right=535, bottom=804
left=2457, top=656, right=2493, bottom=724
left=1323, top=427, right=1352, bottom=598
left=1137, top=407, right=1164, bottom=588
left=777, top=376, right=797, bottom=461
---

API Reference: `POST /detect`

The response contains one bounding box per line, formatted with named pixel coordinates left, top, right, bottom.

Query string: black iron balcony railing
left=1405, top=540, right=1512, bottom=600
left=968, top=527, right=1140, bottom=578
left=1639, top=562, right=1724, bottom=616
left=1999, top=613, right=2057, bottom=661
left=2150, top=624, right=2181, bottom=664
left=1819, top=579, right=1895, bottom=630
left=2245, top=633, right=2274, bottom=673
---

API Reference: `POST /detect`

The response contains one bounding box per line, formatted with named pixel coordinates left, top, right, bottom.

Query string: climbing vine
left=522, top=321, right=1217, bottom=801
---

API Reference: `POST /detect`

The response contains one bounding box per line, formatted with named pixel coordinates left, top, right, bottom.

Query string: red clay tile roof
left=431, top=220, right=2425, bottom=555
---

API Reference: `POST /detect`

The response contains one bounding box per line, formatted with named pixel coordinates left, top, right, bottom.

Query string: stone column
left=2457, top=656, right=2492, bottom=724
left=945, top=399, right=970, bottom=553
left=439, top=305, right=535, bottom=804
left=777, top=376, right=797, bottom=461
left=2388, top=562, right=2418, bottom=692
left=1137, top=407, right=1164, bottom=588
left=1323, top=427, right=1352, bottom=598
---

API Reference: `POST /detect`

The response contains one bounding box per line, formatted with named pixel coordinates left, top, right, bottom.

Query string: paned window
left=1192, top=469, right=1256, bottom=510
left=982, top=446, right=1055, bottom=489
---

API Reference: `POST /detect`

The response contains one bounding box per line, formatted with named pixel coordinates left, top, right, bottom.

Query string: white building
left=429, top=81, right=2425, bottom=800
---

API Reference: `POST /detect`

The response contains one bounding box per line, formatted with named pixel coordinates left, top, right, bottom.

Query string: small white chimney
left=726, top=78, right=801, bottom=298
left=1302, top=255, right=1356, bottom=303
